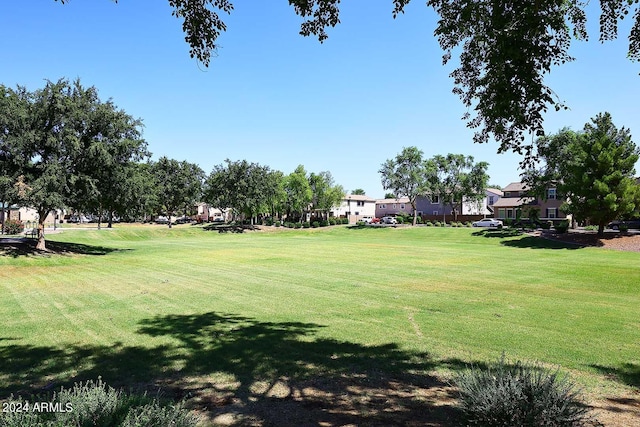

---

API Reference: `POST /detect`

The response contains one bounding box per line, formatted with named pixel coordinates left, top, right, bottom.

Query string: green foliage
left=425, top=221, right=433, bottom=226
left=152, top=157, right=204, bottom=228
left=555, top=220, right=570, bottom=234
left=618, top=223, right=629, bottom=232
left=3, top=218, right=24, bottom=235
left=265, top=218, right=274, bottom=226
left=312, top=221, right=320, bottom=228
left=275, top=220, right=281, bottom=227
left=396, top=216, right=404, bottom=224
left=328, top=218, right=336, bottom=226
left=294, top=222, right=302, bottom=229
left=524, top=113, right=640, bottom=236
left=342, top=217, right=349, bottom=224
left=320, top=220, right=329, bottom=227
left=303, top=221, right=310, bottom=228
left=379, top=147, right=427, bottom=226
left=434, top=221, right=442, bottom=227
left=465, top=221, right=472, bottom=227
left=454, top=356, right=590, bottom=427
left=351, top=188, right=366, bottom=195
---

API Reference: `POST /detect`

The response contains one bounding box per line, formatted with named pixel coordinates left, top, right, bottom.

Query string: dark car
left=607, top=219, right=640, bottom=230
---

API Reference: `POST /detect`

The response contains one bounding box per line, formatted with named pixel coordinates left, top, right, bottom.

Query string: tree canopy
left=152, top=157, right=205, bottom=228
left=379, top=146, right=428, bottom=226
left=54, top=0, right=640, bottom=158
left=0, top=79, right=147, bottom=249
left=523, top=112, right=640, bottom=235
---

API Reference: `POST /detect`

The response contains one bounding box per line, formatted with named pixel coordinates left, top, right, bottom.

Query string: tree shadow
left=500, top=236, right=581, bottom=250
left=591, top=363, right=640, bottom=388
left=0, top=312, right=464, bottom=426
left=0, top=238, right=128, bottom=258
left=472, top=228, right=522, bottom=238
left=202, top=224, right=259, bottom=233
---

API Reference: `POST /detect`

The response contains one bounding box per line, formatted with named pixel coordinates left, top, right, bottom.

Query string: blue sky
left=3, top=1, right=639, bottom=198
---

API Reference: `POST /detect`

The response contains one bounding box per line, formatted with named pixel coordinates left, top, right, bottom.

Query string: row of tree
left=0, top=79, right=345, bottom=250
left=379, top=147, right=490, bottom=225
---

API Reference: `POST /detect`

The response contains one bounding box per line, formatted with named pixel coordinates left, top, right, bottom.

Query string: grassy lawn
left=0, top=225, right=638, bottom=424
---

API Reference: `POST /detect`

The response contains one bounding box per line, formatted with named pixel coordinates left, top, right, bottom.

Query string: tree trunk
left=598, top=223, right=605, bottom=237
left=108, top=211, right=113, bottom=228
left=412, top=202, right=417, bottom=226
left=168, top=210, right=173, bottom=228
left=36, top=216, right=46, bottom=251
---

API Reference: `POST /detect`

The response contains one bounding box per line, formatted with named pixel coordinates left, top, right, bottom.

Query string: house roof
left=376, top=197, right=410, bottom=204
left=502, top=182, right=527, bottom=192
left=486, top=188, right=503, bottom=196
left=492, top=197, right=536, bottom=207
left=344, top=194, right=376, bottom=202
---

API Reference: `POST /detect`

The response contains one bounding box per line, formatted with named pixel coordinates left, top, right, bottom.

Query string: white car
left=381, top=216, right=398, bottom=224
left=472, top=218, right=503, bottom=227
left=361, top=216, right=374, bottom=224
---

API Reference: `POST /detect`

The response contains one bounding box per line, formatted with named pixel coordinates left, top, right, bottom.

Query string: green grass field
left=1, top=224, right=638, bottom=423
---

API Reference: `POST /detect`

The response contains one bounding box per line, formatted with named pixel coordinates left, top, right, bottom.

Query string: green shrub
left=320, top=220, right=329, bottom=227
left=3, top=218, right=24, bottom=235
left=619, top=223, right=629, bottom=232
left=425, top=221, right=433, bottom=226
left=395, top=216, right=404, bottom=224
left=540, top=221, right=552, bottom=230
left=294, top=222, right=302, bottom=229
left=555, top=220, right=569, bottom=234
left=265, top=218, right=273, bottom=226
left=584, top=225, right=598, bottom=231
left=312, top=221, right=319, bottom=228
left=302, top=221, right=310, bottom=228
left=343, top=217, right=349, bottom=224
left=434, top=221, right=442, bottom=227
left=0, top=378, right=199, bottom=427
left=275, top=221, right=281, bottom=227
left=416, top=216, right=423, bottom=224
left=465, top=221, right=473, bottom=227
left=329, top=218, right=337, bottom=226
left=454, top=356, right=591, bottom=427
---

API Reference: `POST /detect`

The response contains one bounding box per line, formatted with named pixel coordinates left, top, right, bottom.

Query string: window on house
left=547, top=208, right=557, bottom=219
left=400, top=204, right=405, bottom=209
left=488, top=196, right=495, bottom=205
left=433, top=211, right=438, bottom=216
left=357, top=201, right=364, bottom=206
left=392, top=204, right=396, bottom=209
left=548, top=188, right=556, bottom=199
left=504, top=192, right=511, bottom=197
left=355, top=211, right=360, bottom=215
left=431, top=195, right=439, bottom=204
left=380, top=204, right=386, bottom=209
left=497, top=208, right=506, bottom=218
left=507, top=209, right=514, bottom=218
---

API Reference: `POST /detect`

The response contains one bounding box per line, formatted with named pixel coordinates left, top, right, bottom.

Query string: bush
left=465, top=221, right=473, bottom=227
left=294, top=222, right=302, bottom=229
left=302, top=221, right=310, bottom=228
left=329, top=218, right=337, bottom=226
left=3, top=218, right=24, bottom=235
left=342, top=217, right=349, bottom=224
left=540, top=221, right=552, bottom=230
left=312, top=221, right=320, bottom=228
left=264, top=218, right=273, bottom=226
left=555, top=220, right=569, bottom=234
left=320, top=220, right=329, bottom=227
left=425, top=221, right=433, bottom=226
left=275, top=221, right=281, bottom=227
left=454, top=356, right=591, bottom=427
left=396, top=216, right=404, bottom=224
left=434, top=221, right=442, bottom=227
left=0, top=378, right=199, bottom=427
left=619, top=223, right=629, bottom=233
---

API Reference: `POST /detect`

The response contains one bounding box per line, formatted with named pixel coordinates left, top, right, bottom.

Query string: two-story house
left=375, top=197, right=412, bottom=218
left=332, top=194, right=377, bottom=222
left=492, top=182, right=567, bottom=222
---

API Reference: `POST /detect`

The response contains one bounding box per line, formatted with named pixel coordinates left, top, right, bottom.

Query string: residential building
left=332, top=194, right=376, bottom=222
left=492, top=182, right=567, bottom=222
left=375, top=197, right=412, bottom=218
left=415, top=195, right=455, bottom=218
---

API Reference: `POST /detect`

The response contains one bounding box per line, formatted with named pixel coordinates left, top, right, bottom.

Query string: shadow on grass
left=591, top=363, right=640, bottom=388
left=0, top=238, right=127, bottom=258
left=500, top=236, right=581, bottom=250
left=202, top=224, right=259, bottom=233
left=472, top=228, right=522, bottom=238
left=0, top=312, right=464, bottom=426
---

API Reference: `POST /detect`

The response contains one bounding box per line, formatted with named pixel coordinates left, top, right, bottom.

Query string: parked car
left=361, top=216, right=374, bottom=224
left=381, top=216, right=398, bottom=224
left=174, top=216, right=192, bottom=224
left=607, top=219, right=640, bottom=230
left=155, top=216, right=170, bottom=224
left=472, top=218, right=503, bottom=227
